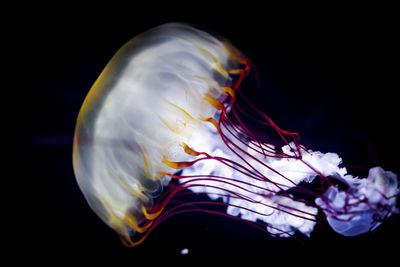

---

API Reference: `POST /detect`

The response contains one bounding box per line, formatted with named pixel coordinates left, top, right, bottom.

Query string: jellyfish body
left=73, top=23, right=245, bottom=242
left=73, top=23, right=398, bottom=246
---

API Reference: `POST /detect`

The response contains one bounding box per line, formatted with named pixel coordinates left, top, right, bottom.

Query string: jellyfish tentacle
left=73, top=23, right=398, bottom=247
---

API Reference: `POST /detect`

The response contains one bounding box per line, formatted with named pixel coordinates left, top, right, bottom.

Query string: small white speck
left=180, top=248, right=189, bottom=255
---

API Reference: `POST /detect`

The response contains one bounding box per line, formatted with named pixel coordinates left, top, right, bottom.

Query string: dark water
left=14, top=7, right=398, bottom=264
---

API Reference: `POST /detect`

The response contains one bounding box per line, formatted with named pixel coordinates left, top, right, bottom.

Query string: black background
left=13, top=4, right=398, bottom=265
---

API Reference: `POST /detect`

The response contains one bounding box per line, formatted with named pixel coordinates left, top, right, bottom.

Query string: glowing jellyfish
left=73, top=23, right=399, bottom=246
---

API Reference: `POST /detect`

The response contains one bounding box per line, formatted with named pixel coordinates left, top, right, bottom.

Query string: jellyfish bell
left=73, top=23, right=247, bottom=244
left=73, top=22, right=399, bottom=246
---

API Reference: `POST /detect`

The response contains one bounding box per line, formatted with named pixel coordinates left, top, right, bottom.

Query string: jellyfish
left=72, top=23, right=399, bottom=247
